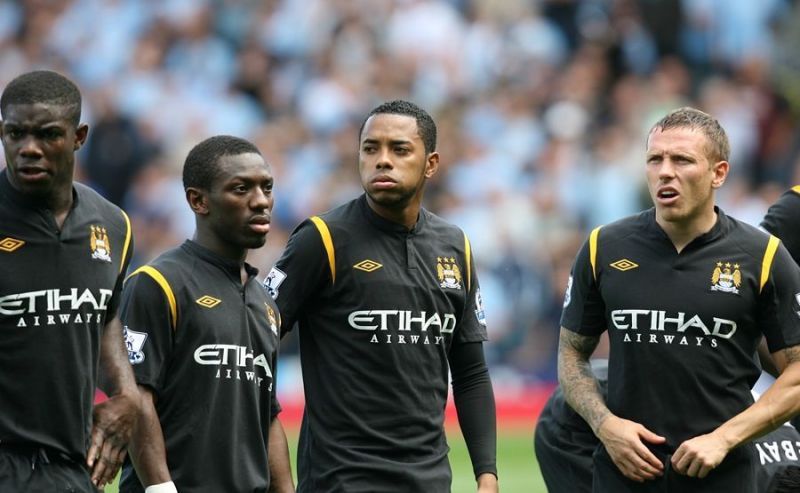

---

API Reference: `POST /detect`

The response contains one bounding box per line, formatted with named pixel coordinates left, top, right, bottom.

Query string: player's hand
left=597, top=414, right=666, bottom=482
left=88, top=390, right=139, bottom=487
left=476, top=472, right=498, bottom=492
left=671, top=432, right=730, bottom=478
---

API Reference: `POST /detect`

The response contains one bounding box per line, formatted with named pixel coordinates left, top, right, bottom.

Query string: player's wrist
left=145, top=481, right=177, bottom=493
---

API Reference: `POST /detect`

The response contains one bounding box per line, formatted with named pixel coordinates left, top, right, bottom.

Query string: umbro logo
left=196, top=295, right=221, bottom=308
left=610, top=259, right=638, bottom=271
left=0, top=237, right=25, bottom=252
left=354, top=259, right=382, bottom=272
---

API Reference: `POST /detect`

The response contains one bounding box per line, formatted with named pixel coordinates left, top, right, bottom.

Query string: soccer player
left=265, top=100, right=498, bottom=492
left=557, top=107, right=800, bottom=492
left=761, top=185, right=800, bottom=264
left=535, top=360, right=800, bottom=493
left=0, top=70, right=139, bottom=490
left=118, top=136, right=294, bottom=493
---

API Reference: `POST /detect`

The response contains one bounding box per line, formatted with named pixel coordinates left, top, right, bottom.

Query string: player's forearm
left=451, top=342, right=497, bottom=478
left=713, top=360, right=800, bottom=449
left=268, top=417, right=295, bottom=493
left=557, top=327, right=609, bottom=435
left=130, top=387, right=172, bottom=486
left=99, top=317, right=138, bottom=398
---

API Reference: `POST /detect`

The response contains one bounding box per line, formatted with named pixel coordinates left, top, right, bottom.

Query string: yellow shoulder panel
left=310, top=216, right=336, bottom=284
left=126, top=266, right=177, bottom=330
left=760, top=235, right=780, bottom=293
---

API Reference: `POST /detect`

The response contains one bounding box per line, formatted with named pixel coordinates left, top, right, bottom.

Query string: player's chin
left=367, top=188, right=409, bottom=207
left=242, top=233, right=268, bottom=249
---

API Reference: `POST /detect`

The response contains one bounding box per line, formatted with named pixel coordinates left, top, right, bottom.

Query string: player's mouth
left=248, top=215, right=270, bottom=234
left=656, top=187, right=679, bottom=205
left=15, top=165, right=51, bottom=183
left=371, top=175, right=397, bottom=190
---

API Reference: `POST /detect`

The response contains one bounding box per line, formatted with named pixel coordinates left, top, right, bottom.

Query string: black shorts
left=0, top=444, right=95, bottom=493
left=592, top=443, right=757, bottom=493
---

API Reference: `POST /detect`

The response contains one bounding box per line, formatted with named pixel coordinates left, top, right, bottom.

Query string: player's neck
left=656, top=208, right=718, bottom=253
left=366, top=197, right=420, bottom=230
left=192, top=231, right=247, bottom=265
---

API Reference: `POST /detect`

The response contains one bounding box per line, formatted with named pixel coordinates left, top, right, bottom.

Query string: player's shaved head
left=183, top=135, right=262, bottom=190
left=359, top=100, right=437, bottom=154
left=1, top=70, right=82, bottom=126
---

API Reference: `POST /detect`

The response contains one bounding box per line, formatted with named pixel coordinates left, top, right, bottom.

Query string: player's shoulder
left=129, top=244, right=193, bottom=286
left=313, top=196, right=363, bottom=227
left=722, top=210, right=776, bottom=259
left=593, top=209, right=651, bottom=246
left=421, top=208, right=469, bottom=244
left=73, top=181, right=129, bottom=231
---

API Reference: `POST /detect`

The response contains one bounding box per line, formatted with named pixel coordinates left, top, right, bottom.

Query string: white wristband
left=145, top=481, right=177, bottom=493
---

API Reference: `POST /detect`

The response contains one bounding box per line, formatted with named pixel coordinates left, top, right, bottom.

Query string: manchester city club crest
left=90, top=225, right=112, bottom=263
left=266, top=303, right=279, bottom=336
left=710, top=261, right=741, bottom=294
left=437, top=256, right=462, bottom=290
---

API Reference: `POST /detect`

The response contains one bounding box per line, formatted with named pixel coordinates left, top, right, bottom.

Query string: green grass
left=449, top=428, right=545, bottom=493
left=103, top=428, right=546, bottom=492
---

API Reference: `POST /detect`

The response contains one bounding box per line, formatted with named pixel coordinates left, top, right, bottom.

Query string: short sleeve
left=119, top=271, right=174, bottom=393
left=265, top=219, right=330, bottom=333
left=758, top=242, right=800, bottom=353
left=560, top=236, right=607, bottom=336
left=454, top=235, right=489, bottom=345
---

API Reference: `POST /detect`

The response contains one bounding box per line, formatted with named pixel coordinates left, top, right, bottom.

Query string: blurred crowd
left=2, top=0, right=800, bottom=386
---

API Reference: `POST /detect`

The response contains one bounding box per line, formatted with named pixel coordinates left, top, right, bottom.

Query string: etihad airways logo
left=611, top=309, right=736, bottom=348
left=1, top=288, right=112, bottom=327
left=0, top=288, right=113, bottom=315
left=194, top=344, right=273, bottom=389
left=349, top=310, right=455, bottom=345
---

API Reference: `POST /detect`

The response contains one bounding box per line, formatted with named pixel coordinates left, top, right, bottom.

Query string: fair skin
left=358, top=113, right=498, bottom=491
left=645, top=126, right=728, bottom=252
left=559, top=125, right=800, bottom=482
left=1, top=102, right=139, bottom=487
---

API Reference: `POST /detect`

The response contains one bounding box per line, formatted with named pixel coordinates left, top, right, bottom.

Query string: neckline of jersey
left=643, top=206, right=730, bottom=253
left=181, top=239, right=259, bottom=281
left=357, top=193, right=426, bottom=235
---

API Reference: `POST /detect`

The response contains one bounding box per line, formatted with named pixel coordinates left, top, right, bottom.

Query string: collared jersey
left=267, top=194, right=488, bottom=493
left=561, top=208, right=800, bottom=490
left=0, top=169, right=133, bottom=461
left=118, top=240, right=281, bottom=493
left=761, top=185, right=800, bottom=265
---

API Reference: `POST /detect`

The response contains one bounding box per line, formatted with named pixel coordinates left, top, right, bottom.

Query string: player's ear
left=186, top=187, right=209, bottom=215
left=424, top=151, right=439, bottom=179
left=73, top=123, right=89, bottom=150
left=711, top=160, right=729, bottom=189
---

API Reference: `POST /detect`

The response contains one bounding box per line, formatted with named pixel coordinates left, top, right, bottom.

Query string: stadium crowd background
left=2, top=0, right=800, bottom=394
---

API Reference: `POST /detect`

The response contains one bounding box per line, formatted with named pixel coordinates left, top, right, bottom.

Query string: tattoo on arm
left=557, top=328, right=609, bottom=434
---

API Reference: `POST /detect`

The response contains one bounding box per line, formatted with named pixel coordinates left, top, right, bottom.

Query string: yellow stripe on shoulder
left=760, top=235, right=781, bottom=293
left=127, top=266, right=178, bottom=330
left=463, top=232, right=472, bottom=292
left=589, top=226, right=603, bottom=281
left=792, top=185, right=800, bottom=195
left=119, top=210, right=133, bottom=274
left=310, top=216, right=336, bottom=284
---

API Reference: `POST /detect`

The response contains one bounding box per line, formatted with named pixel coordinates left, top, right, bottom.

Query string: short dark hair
left=649, top=107, right=730, bottom=163
left=182, top=135, right=262, bottom=190
left=358, top=100, right=437, bottom=154
left=0, top=70, right=82, bottom=125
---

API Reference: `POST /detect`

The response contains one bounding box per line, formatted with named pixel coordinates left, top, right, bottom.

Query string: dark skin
left=0, top=102, right=139, bottom=487
left=358, top=113, right=438, bottom=230
left=357, top=113, right=498, bottom=492
left=130, top=152, right=294, bottom=491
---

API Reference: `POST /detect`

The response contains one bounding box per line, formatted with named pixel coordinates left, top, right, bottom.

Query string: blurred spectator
left=1, top=0, right=799, bottom=387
